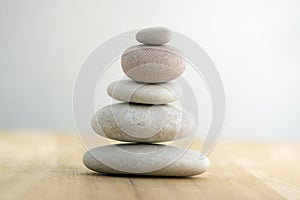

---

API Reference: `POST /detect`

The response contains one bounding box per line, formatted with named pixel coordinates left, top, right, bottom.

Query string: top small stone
left=136, top=27, right=172, bottom=45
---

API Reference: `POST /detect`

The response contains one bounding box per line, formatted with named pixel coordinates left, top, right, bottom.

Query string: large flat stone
left=83, top=144, right=210, bottom=177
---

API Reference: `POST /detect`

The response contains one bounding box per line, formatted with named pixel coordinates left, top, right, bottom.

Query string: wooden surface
left=0, top=131, right=299, bottom=200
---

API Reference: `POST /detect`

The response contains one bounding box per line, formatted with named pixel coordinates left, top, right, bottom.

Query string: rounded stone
left=83, top=144, right=210, bottom=177
left=91, top=103, right=195, bottom=143
left=121, top=45, right=186, bottom=83
left=136, top=27, right=172, bottom=45
left=107, top=79, right=182, bottom=104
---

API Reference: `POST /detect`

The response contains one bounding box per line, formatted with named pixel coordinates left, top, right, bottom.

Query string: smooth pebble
left=83, top=144, right=210, bottom=177
left=107, top=79, right=182, bottom=104
left=136, top=27, right=172, bottom=45
left=91, top=103, right=195, bottom=143
left=121, top=45, right=186, bottom=83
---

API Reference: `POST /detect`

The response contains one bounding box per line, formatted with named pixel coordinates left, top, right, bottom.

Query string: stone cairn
left=83, top=27, right=210, bottom=177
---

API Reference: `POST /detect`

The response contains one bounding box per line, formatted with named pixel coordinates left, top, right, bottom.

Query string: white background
left=0, top=0, right=299, bottom=140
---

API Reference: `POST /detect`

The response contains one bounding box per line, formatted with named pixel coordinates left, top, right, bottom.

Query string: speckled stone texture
left=107, top=79, right=182, bottom=104
left=83, top=144, right=210, bottom=177
left=121, top=45, right=186, bottom=83
left=91, top=103, right=195, bottom=143
left=136, top=27, right=172, bottom=45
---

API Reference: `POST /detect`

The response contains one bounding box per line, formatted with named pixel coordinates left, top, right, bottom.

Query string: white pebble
left=83, top=144, right=210, bottom=177
left=136, top=27, right=172, bottom=45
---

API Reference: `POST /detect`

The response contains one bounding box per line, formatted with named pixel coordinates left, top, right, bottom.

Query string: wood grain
left=0, top=131, right=299, bottom=200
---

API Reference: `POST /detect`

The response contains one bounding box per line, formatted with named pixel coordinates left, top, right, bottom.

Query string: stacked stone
left=83, top=27, right=210, bottom=177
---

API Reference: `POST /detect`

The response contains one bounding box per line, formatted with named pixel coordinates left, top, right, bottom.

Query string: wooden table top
left=0, top=131, right=299, bottom=200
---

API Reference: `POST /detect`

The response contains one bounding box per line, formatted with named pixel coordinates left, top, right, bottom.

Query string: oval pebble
left=83, top=144, right=210, bottom=177
left=91, top=103, right=195, bottom=143
left=136, top=27, right=172, bottom=45
left=121, top=45, right=186, bottom=83
left=107, top=79, right=182, bottom=104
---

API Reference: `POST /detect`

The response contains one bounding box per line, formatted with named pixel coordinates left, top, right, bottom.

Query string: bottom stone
left=83, top=144, right=210, bottom=177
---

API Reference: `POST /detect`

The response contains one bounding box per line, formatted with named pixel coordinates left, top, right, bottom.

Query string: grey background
left=0, top=0, right=299, bottom=140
